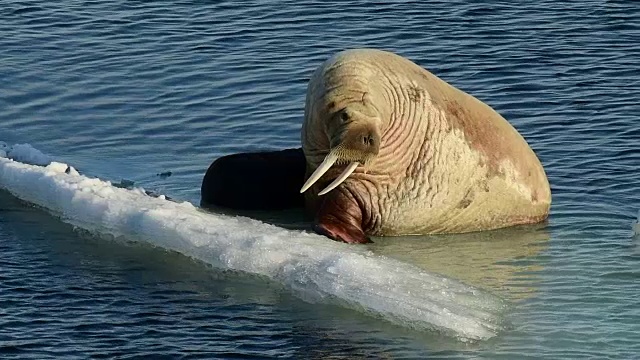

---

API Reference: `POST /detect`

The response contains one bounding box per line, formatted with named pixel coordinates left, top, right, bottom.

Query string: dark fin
left=200, top=148, right=306, bottom=211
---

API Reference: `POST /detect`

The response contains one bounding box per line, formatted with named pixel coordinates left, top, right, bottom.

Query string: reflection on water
left=370, top=225, right=549, bottom=301
left=203, top=202, right=549, bottom=301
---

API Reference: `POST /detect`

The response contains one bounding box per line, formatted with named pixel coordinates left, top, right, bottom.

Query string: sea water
left=1, top=1, right=638, bottom=358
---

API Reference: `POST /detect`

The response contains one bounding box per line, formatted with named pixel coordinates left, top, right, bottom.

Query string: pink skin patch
left=313, top=189, right=371, bottom=244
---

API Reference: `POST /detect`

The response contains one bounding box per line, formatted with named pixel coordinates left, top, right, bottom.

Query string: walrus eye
left=340, top=111, right=349, bottom=122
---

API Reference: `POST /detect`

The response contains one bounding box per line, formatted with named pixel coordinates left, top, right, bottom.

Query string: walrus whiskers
left=318, top=161, right=358, bottom=195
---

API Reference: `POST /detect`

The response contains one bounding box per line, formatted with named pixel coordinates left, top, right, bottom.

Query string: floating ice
left=0, top=141, right=8, bottom=158
left=0, top=142, right=508, bottom=341
left=4, top=143, right=54, bottom=166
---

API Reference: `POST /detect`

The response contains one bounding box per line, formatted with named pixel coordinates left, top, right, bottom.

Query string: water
left=1, top=0, right=639, bottom=358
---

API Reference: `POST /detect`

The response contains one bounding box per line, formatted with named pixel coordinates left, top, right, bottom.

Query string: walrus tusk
left=300, top=152, right=338, bottom=193
left=318, top=161, right=358, bottom=196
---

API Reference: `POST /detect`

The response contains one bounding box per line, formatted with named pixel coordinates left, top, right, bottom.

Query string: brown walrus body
left=300, top=49, right=551, bottom=243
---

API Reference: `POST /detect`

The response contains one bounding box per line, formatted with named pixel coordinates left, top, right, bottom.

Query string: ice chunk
left=0, top=142, right=508, bottom=341
left=7, top=143, right=53, bottom=166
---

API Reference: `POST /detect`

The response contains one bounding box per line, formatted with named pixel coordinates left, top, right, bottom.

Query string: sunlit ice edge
left=0, top=141, right=510, bottom=341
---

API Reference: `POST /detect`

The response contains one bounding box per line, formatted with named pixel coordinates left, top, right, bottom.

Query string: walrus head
left=299, top=87, right=388, bottom=244
left=299, top=52, right=395, bottom=244
left=300, top=98, right=382, bottom=196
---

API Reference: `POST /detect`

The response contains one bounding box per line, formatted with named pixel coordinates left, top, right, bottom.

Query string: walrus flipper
left=200, top=148, right=306, bottom=211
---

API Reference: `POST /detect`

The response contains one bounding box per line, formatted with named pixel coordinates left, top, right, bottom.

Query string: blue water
left=1, top=0, right=639, bottom=358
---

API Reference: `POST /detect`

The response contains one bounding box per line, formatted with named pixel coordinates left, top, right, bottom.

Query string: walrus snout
left=301, top=110, right=382, bottom=196
left=301, top=123, right=381, bottom=197
left=327, top=104, right=381, bottom=155
left=341, top=125, right=380, bottom=159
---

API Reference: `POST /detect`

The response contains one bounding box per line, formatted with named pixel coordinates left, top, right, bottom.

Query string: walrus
left=201, top=49, right=551, bottom=244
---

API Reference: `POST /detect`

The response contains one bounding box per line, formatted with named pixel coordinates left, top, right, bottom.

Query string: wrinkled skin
left=301, top=49, right=551, bottom=243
